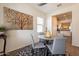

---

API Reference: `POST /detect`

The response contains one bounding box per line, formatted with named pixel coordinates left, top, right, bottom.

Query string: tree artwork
left=4, top=7, right=33, bottom=30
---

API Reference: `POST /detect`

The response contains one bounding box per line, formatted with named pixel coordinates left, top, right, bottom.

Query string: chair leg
left=46, top=47, right=49, bottom=56
left=31, top=49, right=34, bottom=56
left=44, top=47, right=47, bottom=56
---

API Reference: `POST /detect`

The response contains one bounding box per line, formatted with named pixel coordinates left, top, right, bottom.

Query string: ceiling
left=29, top=3, right=76, bottom=14
left=56, top=12, right=72, bottom=21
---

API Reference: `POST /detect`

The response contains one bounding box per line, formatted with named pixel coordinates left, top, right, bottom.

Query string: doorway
left=52, top=12, right=72, bottom=55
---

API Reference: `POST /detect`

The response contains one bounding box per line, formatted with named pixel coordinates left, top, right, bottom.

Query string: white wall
left=0, top=3, right=46, bottom=53
left=52, top=16, right=57, bottom=36
left=46, top=4, right=79, bottom=47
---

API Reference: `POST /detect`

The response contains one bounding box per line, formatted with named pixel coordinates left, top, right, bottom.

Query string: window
left=37, top=17, right=44, bottom=33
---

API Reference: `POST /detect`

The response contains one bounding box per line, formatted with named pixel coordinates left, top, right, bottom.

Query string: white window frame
left=37, top=17, right=44, bottom=33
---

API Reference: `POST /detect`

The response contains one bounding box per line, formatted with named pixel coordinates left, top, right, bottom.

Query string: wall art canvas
left=3, top=7, right=33, bottom=30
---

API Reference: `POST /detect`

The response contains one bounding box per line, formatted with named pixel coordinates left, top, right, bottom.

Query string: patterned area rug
left=6, top=45, right=52, bottom=56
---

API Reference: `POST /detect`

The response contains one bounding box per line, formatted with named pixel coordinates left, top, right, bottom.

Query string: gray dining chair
left=47, top=35, right=66, bottom=56
left=31, top=34, right=46, bottom=55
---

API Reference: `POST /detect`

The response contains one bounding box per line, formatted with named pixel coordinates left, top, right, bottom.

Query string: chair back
left=52, top=36, right=66, bottom=54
